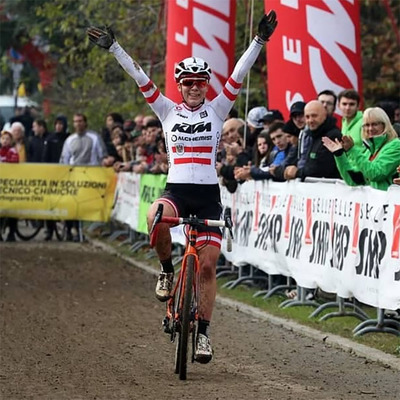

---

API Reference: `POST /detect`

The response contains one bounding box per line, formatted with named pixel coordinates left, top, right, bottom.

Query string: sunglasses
left=180, top=79, right=208, bottom=88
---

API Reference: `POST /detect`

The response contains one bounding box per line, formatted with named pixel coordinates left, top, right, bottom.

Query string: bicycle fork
left=162, top=245, right=200, bottom=342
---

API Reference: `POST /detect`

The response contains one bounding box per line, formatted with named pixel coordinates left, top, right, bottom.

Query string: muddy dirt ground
left=0, top=241, right=399, bottom=400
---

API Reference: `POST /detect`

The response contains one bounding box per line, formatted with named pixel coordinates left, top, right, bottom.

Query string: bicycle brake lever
left=224, top=207, right=233, bottom=230
left=149, top=203, right=164, bottom=242
left=224, top=207, right=234, bottom=252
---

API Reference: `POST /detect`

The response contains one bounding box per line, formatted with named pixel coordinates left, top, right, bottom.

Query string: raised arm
left=87, top=25, right=174, bottom=119
left=231, top=11, right=277, bottom=83
left=211, top=11, right=278, bottom=118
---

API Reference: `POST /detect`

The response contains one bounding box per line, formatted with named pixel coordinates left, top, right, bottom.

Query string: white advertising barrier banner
left=221, top=180, right=291, bottom=276
left=111, top=172, right=141, bottom=231
left=221, top=180, right=400, bottom=310
left=112, top=173, right=399, bottom=310
left=383, top=186, right=400, bottom=309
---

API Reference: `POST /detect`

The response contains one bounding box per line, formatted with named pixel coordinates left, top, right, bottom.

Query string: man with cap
left=282, top=101, right=307, bottom=169
left=246, top=106, right=267, bottom=145
left=260, top=109, right=284, bottom=131
left=289, top=101, right=306, bottom=130
left=247, top=106, right=267, bottom=129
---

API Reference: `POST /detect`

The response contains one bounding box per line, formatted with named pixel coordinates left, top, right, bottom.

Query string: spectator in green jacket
left=322, top=107, right=400, bottom=191
left=338, top=89, right=363, bottom=147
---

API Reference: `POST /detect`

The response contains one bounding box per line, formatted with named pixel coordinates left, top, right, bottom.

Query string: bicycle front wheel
left=177, top=254, right=195, bottom=381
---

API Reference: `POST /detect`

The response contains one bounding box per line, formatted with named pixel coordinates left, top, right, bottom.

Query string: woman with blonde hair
left=322, top=107, right=400, bottom=190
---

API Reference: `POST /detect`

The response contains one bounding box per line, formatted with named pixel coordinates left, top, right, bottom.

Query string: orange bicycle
left=150, top=204, right=233, bottom=380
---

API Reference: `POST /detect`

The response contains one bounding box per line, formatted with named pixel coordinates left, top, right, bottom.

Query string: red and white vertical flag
left=165, top=0, right=236, bottom=103
left=265, top=0, right=362, bottom=119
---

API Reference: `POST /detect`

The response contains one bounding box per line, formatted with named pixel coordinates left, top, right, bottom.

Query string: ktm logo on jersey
left=171, top=122, right=212, bottom=134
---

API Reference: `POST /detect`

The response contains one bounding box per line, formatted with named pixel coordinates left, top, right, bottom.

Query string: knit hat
left=247, top=106, right=268, bottom=129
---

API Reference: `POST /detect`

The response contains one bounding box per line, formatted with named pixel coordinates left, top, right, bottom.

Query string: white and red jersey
left=110, top=37, right=265, bottom=185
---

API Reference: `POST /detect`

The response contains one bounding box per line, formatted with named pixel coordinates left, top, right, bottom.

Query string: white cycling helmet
left=174, top=57, right=212, bottom=82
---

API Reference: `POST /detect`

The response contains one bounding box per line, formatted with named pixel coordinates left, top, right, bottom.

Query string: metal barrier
left=221, top=264, right=269, bottom=289
left=353, top=308, right=400, bottom=337
left=253, top=276, right=295, bottom=300
left=309, top=295, right=369, bottom=322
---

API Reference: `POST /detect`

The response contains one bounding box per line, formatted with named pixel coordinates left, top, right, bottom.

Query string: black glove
left=87, top=25, right=115, bottom=49
left=257, top=10, right=278, bottom=41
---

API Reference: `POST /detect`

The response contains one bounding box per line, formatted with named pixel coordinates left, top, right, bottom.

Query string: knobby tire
left=174, top=331, right=180, bottom=374
left=178, top=254, right=195, bottom=380
left=174, top=270, right=185, bottom=374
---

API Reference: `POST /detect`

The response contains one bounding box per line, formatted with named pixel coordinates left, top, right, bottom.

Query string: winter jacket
left=296, top=116, right=342, bottom=180
left=272, top=145, right=299, bottom=181
left=342, top=110, right=363, bottom=147
left=334, top=134, right=400, bottom=191
left=27, top=133, right=49, bottom=162
left=250, top=145, right=292, bottom=181
left=297, top=127, right=312, bottom=169
left=43, top=131, right=69, bottom=163
left=0, top=146, right=19, bottom=163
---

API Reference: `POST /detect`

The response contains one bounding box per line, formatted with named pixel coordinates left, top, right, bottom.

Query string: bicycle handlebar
left=160, top=215, right=226, bottom=228
left=150, top=203, right=234, bottom=251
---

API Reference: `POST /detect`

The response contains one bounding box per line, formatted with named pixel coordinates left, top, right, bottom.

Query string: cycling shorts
left=161, top=183, right=223, bottom=249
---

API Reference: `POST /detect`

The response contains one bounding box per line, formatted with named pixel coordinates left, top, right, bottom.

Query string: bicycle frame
left=166, top=224, right=200, bottom=337
left=150, top=203, right=233, bottom=380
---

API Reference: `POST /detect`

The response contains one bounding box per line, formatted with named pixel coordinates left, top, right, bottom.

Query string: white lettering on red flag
left=265, top=0, right=362, bottom=118
left=166, top=0, right=236, bottom=102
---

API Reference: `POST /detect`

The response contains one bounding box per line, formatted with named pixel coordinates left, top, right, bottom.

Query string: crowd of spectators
left=1, top=92, right=400, bottom=243
left=212, top=92, right=400, bottom=196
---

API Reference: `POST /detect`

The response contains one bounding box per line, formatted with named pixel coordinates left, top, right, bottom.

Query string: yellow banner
left=0, top=164, right=117, bottom=221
